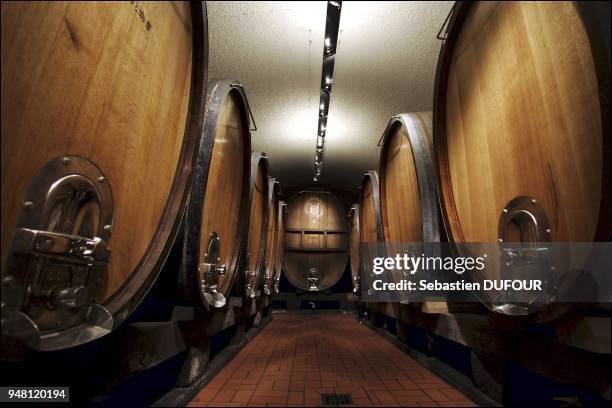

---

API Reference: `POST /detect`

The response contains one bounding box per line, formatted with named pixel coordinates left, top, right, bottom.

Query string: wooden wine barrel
left=378, top=113, right=450, bottom=313
left=379, top=113, right=440, bottom=244
left=181, top=80, right=252, bottom=309
left=272, top=201, right=287, bottom=293
left=244, top=152, right=270, bottom=299
left=359, top=170, right=384, bottom=264
left=284, top=191, right=348, bottom=291
left=0, top=2, right=207, bottom=351
left=359, top=171, right=399, bottom=317
left=433, top=1, right=611, bottom=319
left=262, top=178, right=280, bottom=295
left=348, top=204, right=361, bottom=293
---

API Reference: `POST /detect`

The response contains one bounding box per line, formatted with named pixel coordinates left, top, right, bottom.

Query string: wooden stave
left=283, top=191, right=348, bottom=292
left=181, top=79, right=251, bottom=307
left=243, top=152, right=270, bottom=298
left=272, top=201, right=287, bottom=293
left=262, top=178, right=280, bottom=295
left=0, top=2, right=208, bottom=350
left=432, top=1, right=611, bottom=319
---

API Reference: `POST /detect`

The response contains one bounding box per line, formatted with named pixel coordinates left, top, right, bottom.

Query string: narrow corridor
left=189, top=313, right=475, bottom=407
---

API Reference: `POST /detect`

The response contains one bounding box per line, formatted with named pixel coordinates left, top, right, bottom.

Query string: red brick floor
left=188, top=313, right=475, bottom=407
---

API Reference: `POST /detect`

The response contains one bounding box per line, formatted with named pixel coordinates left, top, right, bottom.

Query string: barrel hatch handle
left=436, top=3, right=456, bottom=41
left=377, top=115, right=401, bottom=147
left=243, top=252, right=258, bottom=299
left=1, top=156, right=114, bottom=351
left=230, top=82, right=258, bottom=131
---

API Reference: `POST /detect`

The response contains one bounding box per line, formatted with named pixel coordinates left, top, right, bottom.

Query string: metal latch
left=262, top=267, right=274, bottom=296
left=501, top=247, right=551, bottom=267
left=199, top=232, right=227, bottom=308
left=1, top=156, right=114, bottom=351
left=13, top=229, right=111, bottom=264
left=493, top=245, right=556, bottom=316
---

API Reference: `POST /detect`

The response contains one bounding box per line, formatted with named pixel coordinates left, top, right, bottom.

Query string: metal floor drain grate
left=321, top=393, right=353, bottom=406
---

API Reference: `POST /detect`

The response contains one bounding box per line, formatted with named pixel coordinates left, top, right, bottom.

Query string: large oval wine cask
left=181, top=80, right=251, bottom=309
left=262, top=178, right=280, bottom=295
left=379, top=113, right=441, bottom=244
left=348, top=204, right=361, bottom=293
left=359, top=171, right=399, bottom=317
left=0, top=2, right=207, bottom=351
left=272, top=201, right=287, bottom=293
left=378, top=113, right=450, bottom=313
left=434, top=2, right=611, bottom=318
left=243, top=152, right=270, bottom=299
left=359, top=171, right=384, bottom=292
left=284, top=191, right=348, bottom=291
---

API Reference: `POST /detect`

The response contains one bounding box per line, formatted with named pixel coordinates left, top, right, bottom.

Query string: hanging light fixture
left=313, top=1, right=342, bottom=182
left=316, top=135, right=325, bottom=149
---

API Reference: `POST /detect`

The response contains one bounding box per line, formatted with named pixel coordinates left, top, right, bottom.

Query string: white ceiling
left=207, top=1, right=454, bottom=191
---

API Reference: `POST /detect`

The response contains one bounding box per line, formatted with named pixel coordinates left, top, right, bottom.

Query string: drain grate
left=321, top=393, right=353, bottom=406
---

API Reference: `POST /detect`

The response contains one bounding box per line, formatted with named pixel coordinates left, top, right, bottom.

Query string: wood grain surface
left=348, top=205, right=360, bottom=289
left=1, top=1, right=194, bottom=300
left=263, top=179, right=279, bottom=290
left=273, top=201, right=287, bottom=289
left=442, top=1, right=602, bottom=243
left=199, top=91, right=247, bottom=295
left=246, top=157, right=267, bottom=281
left=379, top=113, right=433, bottom=244
left=284, top=191, right=348, bottom=291
left=359, top=175, right=381, bottom=244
